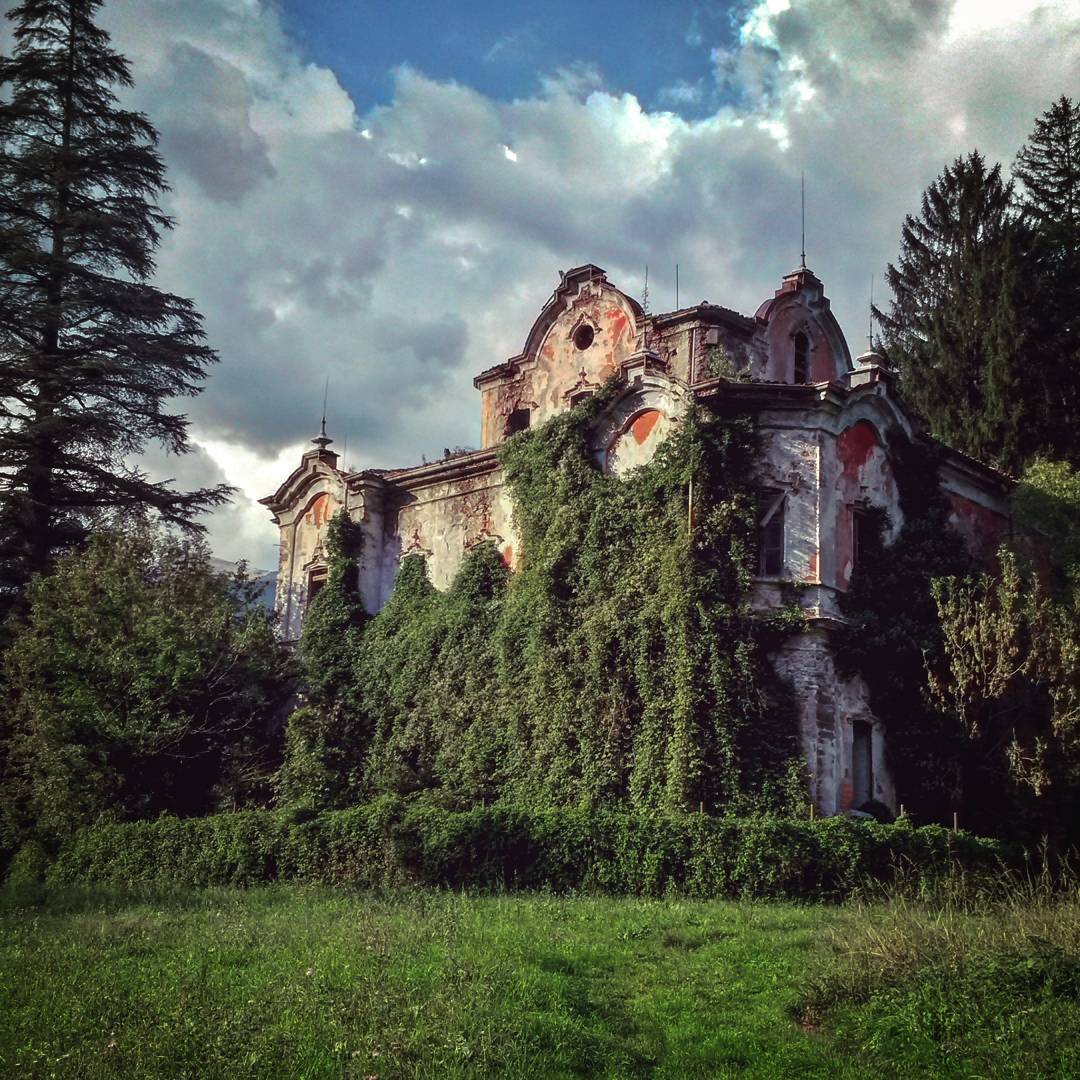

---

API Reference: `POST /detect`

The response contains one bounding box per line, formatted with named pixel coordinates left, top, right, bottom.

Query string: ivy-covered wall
left=285, top=391, right=806, bottom=816
left=267, top=266, right=1022, bottom=829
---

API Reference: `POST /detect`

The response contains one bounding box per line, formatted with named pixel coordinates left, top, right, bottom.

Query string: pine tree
left=1015, top=96, right=1080, bottom=239
left=0, top=0, right=230, bottom=607
left=875, top=152, right=1033, bottom=473
left=1014, top=96, right=1080, bottom=463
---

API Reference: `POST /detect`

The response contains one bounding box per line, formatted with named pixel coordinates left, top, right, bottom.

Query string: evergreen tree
left=1014, top=96, right=1080, bottom=462
left=876, top=152, right=1033, bottom=473
left=0, top=0, right=229, bottom=607
left=1015, top=96, right=1080, bottom=240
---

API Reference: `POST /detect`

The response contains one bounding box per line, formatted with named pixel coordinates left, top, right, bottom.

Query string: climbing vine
left=283, top=388, right=804, bottom=815
left=276, top=512, right=367, bottom=813
left=837, top=433, right=976, bottom=825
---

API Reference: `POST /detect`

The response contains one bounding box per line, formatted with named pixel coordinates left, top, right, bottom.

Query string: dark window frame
left=306, top=568, right=329, bottom=610
left=505, top=408, right=531, bottom=436
left=851, top=505, right=872, bottom=571
left=852, top=719, right=873, bottom=807
left=758, top=488, right=786, bottom=577
left=793, top=330, right=810, bottom=383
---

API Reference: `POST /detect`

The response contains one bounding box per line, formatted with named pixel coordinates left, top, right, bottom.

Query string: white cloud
left=58, top=0, right=1079, bottom=562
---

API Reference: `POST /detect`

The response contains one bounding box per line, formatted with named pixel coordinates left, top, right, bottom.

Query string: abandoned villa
left=261, top=262, right=1012, bottom=818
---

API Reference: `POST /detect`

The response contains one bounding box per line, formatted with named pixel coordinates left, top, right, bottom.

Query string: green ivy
left=285, top=389, right=803, bottom=815
left=837, top=433, right=976, bottom=825
left=275, top=513, right=367, bottom=813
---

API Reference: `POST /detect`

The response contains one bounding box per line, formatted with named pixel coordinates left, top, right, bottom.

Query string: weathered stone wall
left=771, top=630, right=894, bottom=815
left=264, top=264, right=1014, bottom=818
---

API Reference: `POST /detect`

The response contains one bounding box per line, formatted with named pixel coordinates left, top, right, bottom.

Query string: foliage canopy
left=0, top=0, right=229, bottom=607
left=0, top=527, right=293, bottom=851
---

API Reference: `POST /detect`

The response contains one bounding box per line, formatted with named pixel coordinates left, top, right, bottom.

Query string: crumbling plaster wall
left=772, top=630, right=894, bottom=815
left=272, top=470, right=346, bottom=641
left=941, top=469, right=1012, bottom=566
left=750, top=404, right=902, bottom=815
left=761, top=304, right=839, bottom=383
left=378, top=464, right=517, bottom=602
left=479, top=281, right=639, bottom=448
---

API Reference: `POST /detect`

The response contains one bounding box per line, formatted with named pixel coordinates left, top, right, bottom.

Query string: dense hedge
left=41, top=803, right=1008, bottom=901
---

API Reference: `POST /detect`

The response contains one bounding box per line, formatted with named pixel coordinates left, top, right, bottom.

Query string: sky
left=4, top=0, right=1080, bottom=570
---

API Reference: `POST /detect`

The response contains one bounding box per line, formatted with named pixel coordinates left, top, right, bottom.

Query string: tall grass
left=800, top=853, right=1080, bottom=1076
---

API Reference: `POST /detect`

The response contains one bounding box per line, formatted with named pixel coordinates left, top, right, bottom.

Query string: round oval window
left=573, top=324, right=594, bottom=350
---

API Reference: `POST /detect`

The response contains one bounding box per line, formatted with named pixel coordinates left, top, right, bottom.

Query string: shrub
left=0, top=528, right=294, bottom=854
left=42, top=803, right=1009, bottom=902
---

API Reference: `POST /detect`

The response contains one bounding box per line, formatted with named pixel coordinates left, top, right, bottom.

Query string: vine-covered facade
left=262, top=263, right=1011, bottom=816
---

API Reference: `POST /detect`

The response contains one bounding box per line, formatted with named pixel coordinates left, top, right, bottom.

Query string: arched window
left=793, top=331, right=810, bottom=383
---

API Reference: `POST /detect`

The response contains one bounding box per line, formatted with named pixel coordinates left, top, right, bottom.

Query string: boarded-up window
left=759, top=489, right=785, bottom=576
left=793, top=331, right=809, bottom=383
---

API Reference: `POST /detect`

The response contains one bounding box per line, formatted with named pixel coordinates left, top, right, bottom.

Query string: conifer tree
left=1015, top=96, right=1080, bottom=239
left=876, top=152, right=1032, bottom=474
left=1014, top=96, right=1080, bottom=462
left=0, top=0, right=229, bottom=607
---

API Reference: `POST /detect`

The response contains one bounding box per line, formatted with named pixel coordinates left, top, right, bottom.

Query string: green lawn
left=1, top=887, right=1077, bottom=1078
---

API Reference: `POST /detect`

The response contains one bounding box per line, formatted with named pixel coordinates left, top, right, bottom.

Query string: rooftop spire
left=312, top=378, right=333, bottom=449
left=800, top=171, right=806, bottom=269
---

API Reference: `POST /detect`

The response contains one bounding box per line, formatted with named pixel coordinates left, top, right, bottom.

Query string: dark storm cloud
left=155, top=44, right=275, bottom=203
left=67, top=0, right=1080, bottom=559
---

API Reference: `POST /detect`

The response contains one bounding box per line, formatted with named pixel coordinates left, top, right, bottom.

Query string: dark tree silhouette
left=0, top=0, right=230, bottom=607
left=875, top=151, right=1033, bottom=474
left=1014, top=96, right=1080, bottom=464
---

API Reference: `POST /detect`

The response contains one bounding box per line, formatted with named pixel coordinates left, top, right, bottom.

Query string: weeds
left=798, top=852, right=1080, bottom=1075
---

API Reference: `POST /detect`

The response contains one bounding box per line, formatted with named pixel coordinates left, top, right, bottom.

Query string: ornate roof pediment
left=474, top=264, right=644, bottom=387
left=754, top=265, right=853, bottom=377
left=259, top=446, right=342, bottom=519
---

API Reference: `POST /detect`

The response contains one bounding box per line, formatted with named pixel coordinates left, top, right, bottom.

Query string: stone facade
left=262, top=263, right=1011, bottom=816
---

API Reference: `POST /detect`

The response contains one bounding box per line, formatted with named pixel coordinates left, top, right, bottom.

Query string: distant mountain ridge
left=209, top=557, right=276, bottom=609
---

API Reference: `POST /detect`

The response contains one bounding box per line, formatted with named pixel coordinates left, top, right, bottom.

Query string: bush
left=0, top=527, right=294, bottom=854
left=42, top=802, right=1009, bottom=901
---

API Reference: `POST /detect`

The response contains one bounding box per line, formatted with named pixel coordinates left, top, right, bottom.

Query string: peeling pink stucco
left=263, top=263, right=1014, bottom=819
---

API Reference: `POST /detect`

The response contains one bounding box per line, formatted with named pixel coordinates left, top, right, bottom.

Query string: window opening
left=793, top=331, right=810, bottom=382
left=852, top=720, right=873, bottom=807
left=758, top=489, right=785, bottom=576
left=573, top=324, right=595, bottom=350
left=852, top=507, right=871, bottom=570
left=505, top=408, right=531, bottom=436
left=306, top=568, right=328, bottom=610
left=568, top=390, right=594, bottom=408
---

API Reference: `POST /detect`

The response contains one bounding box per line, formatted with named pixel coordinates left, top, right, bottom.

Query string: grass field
left=1, top=885, right=1078, bottom=1078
